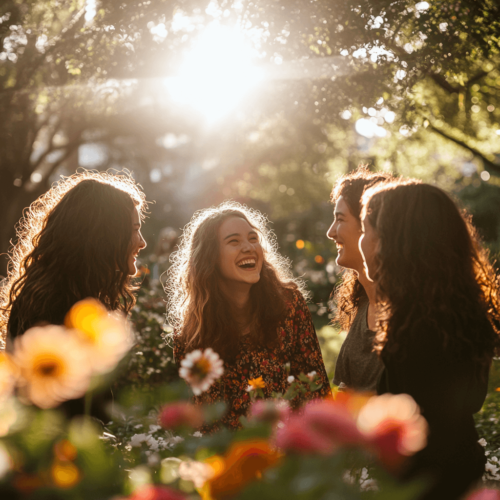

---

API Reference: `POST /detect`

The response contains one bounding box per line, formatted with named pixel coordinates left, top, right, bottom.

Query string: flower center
left=191, top=358, right=211, bottom=380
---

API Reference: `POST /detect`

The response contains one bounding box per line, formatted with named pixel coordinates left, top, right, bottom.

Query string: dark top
left=7, top=295, right=111, bottom=423
left=377, top=321, right=489, bottom=499
left=174, top=289, right=332, bottom=431
left=333, top=299, right=383, bottom=392
left=8, top=286, right=77, bottom=340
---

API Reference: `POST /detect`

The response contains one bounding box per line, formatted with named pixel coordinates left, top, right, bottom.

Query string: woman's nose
left=139, top=233, right=147, bottom=250
left=327, top=222, right=336, bottom=240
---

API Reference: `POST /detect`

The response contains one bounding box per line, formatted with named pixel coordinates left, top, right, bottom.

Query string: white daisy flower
left=179, top=348, right=224, bottom=396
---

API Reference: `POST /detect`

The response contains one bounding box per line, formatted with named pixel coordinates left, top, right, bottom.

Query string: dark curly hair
left=166, top=201, right=305, bottom=362
left=362, top=180, right=500, bottom=364
left=0, top=170, right=146, bottom=345
left=330, top=166, right=393, bottom=330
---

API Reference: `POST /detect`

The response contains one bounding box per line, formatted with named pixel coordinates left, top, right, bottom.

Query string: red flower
left=128, top=486, right=187, bottom=500
left=159, top=402, right=204, bottom=430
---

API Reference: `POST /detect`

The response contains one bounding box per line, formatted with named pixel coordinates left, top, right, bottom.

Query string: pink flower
left=303, top=400, right=364, bottom=447
left=275, top=400, right=363, bottom=454
left=275, top=417, right=333, bottom=454
left=159, top=402, right=204, bottom=430
left=466, top=489, right=500, bottom=500
left=249, top=400, right=290, bottom=423
left=127, top=485, right=187, bottom=500
left=357, top=394, right=428, bottom=471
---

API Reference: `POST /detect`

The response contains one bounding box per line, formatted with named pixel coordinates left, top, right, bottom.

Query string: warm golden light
left=165, top=22, right=263, bottom=122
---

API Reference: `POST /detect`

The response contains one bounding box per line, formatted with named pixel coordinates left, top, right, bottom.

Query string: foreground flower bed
left=0, top=287, right=499, bottom=499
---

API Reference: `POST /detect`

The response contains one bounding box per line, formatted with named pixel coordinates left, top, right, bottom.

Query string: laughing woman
left=360, top=181, right=500, bottom=499
left=166, top=202, right=331, bottom=431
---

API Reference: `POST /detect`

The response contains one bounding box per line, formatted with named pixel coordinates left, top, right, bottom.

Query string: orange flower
left=0, top=352, right=17, bottom=401
left=51, top=460, right=81, bottom=489
left=246, top=376, right=265, bottom=392
left=65, top=298, right=133, bottom=374
left=54, top=440, right=78, bottom=462
left=13, top=325, right=93, bottom=409
left=202, top=439, right=282, bottom=500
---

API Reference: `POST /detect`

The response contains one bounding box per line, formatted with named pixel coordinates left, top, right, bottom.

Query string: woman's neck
left=358, top=269, right=377, bottom=305
left=219, top=280, right=253, bottom=322
left=356, top=267, right=377, bottom=330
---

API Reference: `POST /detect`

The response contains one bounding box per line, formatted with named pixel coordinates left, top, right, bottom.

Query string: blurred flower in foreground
left=54, top=440, right=78, bottom=462
left=65, top=298, right=133, bottom=374
left=0, top=443, right=12, bottom=480
left=202, top=439, right=282, bottom=500
left=0, top=352, right=17, bottom=400
left=0, top=398, right=18, bottom=437
left=159, top=402, right=204, bottom=430
left=179, top=348, right=223, bottom=396
left=178, top=460, right=214, bottom=488
left=13, top=326, right=93, bottom=409
left=51, top=460, right=81, bottom=489
left=275, top=400, right=363, bottom=455
left=357, top=393, right=428, bottom=471
left=246, top=376, right=265, bottom=392
left=249, top=399, right=290, bottom=424
left=466, top=489, right=500, bottom=500
left=127, top=485, right=188, bottom=500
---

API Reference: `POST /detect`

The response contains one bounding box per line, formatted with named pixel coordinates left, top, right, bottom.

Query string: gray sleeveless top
left=333, top=300, right=383, bottom=392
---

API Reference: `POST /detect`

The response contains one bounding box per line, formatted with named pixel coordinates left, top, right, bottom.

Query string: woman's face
left=128, top=207, right=147, bottom=275
left=217, top=216, right=264, bottom=288
left=326, top=196, right=365, bottom=272
left=359, top=215, right=379, bottom=282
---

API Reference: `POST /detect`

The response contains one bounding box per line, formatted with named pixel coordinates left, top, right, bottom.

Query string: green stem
left=84, top=391, right=92, bottom=416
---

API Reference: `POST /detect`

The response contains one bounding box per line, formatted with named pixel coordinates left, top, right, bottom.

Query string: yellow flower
left=246, top=376, right=265, bottom=392
left=13, top=326, right=93, bottom=409
left=51, top=460, right=81, bottom=488
left=0, top=352, right=17, bottom=401
left=65, top=298, right=133, bottom=374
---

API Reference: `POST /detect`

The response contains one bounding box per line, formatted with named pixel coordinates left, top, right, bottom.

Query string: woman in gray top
left=326, top=166, right=393, bottom=391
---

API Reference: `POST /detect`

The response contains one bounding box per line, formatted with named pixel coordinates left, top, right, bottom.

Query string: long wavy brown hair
left=362, top=180, right=500, bottom=364
left=330, top=166, right=393, bottom=330
left=0, top=170, right=146, bottom=345
left=165, top=201, right=306, bottom=362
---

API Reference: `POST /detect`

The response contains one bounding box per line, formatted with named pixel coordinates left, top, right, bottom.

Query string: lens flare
left=165, top=23, right=263, bottom=122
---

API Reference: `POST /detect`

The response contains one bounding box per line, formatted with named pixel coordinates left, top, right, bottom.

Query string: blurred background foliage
left=1, top=0, right=499, bottom=284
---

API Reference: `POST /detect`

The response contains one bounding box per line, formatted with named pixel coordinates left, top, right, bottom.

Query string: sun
left=165, top=22, right=263, bottom=122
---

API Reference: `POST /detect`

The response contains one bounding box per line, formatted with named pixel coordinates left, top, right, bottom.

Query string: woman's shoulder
left=283, top=287, right=308, bottom=312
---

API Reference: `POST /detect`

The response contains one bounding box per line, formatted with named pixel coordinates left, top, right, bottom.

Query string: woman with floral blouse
left=166, top=201, right=331, bottom=431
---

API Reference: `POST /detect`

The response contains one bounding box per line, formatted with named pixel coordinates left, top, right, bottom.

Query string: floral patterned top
left=173, top=289, right=332, bottom=431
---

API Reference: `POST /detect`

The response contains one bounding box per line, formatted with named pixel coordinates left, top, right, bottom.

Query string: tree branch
left=429, top=124, right=500, bottom=175
left=429, top=73, right=462, bottom=93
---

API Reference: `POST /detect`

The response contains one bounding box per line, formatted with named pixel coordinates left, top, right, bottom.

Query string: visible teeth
left=238, top=259, right=256, bottom=267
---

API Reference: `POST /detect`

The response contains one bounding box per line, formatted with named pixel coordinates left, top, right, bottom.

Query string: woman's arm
left=289, top=292, right=332, bottom=400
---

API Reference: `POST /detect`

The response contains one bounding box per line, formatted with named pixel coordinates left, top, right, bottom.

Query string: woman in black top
left=0, top=171, right=147, bottom=418
left=360, top=180, right=500, bottom=499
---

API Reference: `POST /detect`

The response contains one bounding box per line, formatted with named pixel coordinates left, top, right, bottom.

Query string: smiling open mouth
left=237, top=258, right=257, bottom=269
